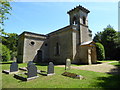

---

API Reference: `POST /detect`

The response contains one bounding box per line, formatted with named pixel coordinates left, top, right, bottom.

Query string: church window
left=83, top=17, right=86, bottom=25
left=45, top=43, right=48, bottom=46
left=55, top=42, right=60, bottom=55
left=73, top=16, right=77, bottom=25
left=30, top=41, right=35, bottom=46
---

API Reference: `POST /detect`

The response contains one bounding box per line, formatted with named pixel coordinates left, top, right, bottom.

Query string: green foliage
left=0, top=30, right=18, bottom=60
left=0, top=43, right=11, bottom=61
left=5, top=33, right=18, bottom=52
left=95, top=43, right=105, bottom=60
left=93, top=32, right=102, bottom=43
left=93, top=25, right=119, bottom=60
left=0, top=0, right=12, bottom=25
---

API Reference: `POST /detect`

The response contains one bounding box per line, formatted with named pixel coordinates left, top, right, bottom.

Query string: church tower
left=67, top=5, right=92, bottom=44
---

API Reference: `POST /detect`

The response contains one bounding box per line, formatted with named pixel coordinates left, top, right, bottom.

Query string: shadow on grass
left=35, top=62, right=66, bottom=66
left=0, top=62, right=13, bottom=64
left=96, top=75, right=120, bottom=88
left=35, top=62, right=48, bottom=66
left=95, top=63, right=120, bottom=89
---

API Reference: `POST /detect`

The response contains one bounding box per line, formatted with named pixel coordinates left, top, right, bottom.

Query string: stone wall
left=48, top=28, right=73, bottom=64
left=17, top=32, right=47, bottom=63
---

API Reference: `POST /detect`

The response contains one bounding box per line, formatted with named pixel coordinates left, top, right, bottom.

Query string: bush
left=11, top=51, right=17, bottom=60
left=0, top=43, right=11, bottom=62
left=95, top=43, right=105, bottom=60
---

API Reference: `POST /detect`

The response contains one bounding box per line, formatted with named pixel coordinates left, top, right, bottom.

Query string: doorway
left=37, top=50, right=42, bottom=62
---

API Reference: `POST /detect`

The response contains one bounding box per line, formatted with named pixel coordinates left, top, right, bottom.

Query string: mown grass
left=1, top=61, right=120, bottom=88
left=97, top=60, right=117, bottom=63
left=109, top=62, right=120, bottom=66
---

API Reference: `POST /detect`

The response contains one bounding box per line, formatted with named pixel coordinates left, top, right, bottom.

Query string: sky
left=3, top=1, right=119, bottom=37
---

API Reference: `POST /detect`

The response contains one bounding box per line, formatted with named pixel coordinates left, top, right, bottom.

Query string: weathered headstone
left=65, top=59, right=71, bottom=70
left=2, top=62, right=19, bottom=74
left=27, top=61, right=33, bottom=66
left=14, top=64, right=39, bottom=81
left=10, top=62, right=18, bottom=72
left=27, top=64, right=37, bottom=78
left=47, top=62, right=54, bottom=75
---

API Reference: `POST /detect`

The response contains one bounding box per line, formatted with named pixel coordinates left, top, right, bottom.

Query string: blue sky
left=3, top=2, right=118, bottom=37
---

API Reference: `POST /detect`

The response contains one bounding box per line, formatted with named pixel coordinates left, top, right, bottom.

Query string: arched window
left=72, top=16, right=77, bottom=25
left=55, top=42, right=60, bottom=55
left=83, top=17, right=86, bottom=25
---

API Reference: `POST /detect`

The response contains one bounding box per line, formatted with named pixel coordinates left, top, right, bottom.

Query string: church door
left=37, top=50, right=42, bottom=62
left=88, top=49, right=92, bottom=65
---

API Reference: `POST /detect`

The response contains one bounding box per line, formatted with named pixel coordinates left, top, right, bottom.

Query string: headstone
left=27, top=64, right=37, bottom=78
left=65, top=59, right=71, bottom=70
left=47, top=62, right=54, bottom=74
left=10, top=62, right=18, bottom=72
left=27, top=61, right=33, bottom=67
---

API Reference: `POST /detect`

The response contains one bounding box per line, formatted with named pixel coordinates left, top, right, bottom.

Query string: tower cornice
left=67, top=5, right=90, bottom=14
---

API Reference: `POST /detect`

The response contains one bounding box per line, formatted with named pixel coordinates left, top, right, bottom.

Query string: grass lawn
left=109, top=62, right=120, bottom=66
left=1, top=61, right=120, bottom=88
left=97, top=60, right=117, bottom=63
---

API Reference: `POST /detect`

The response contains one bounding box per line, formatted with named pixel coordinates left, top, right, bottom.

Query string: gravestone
left=18, top=61, right=33, bottom=71
left=14, top=64, right=39, bottom=81
left=65, top=59, right=71, bottom=70
left=10, top=62, right=18, bottom=72
left=47, top=62, right=54, bottom=75
left=27, top=61, right=33, bottom=66
left=27, top=64, right=37, bottom=78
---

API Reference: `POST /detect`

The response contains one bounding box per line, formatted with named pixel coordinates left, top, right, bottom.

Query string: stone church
left=17, top=5, right=97, bottom=64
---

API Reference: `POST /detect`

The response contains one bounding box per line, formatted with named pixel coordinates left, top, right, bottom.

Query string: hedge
left=95, top=43, right=105, bottom=60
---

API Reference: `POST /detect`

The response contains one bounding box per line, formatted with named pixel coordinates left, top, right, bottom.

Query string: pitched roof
left=81, top=40, right=93, bottom=46
left=67, top=5, right=90, bottom=14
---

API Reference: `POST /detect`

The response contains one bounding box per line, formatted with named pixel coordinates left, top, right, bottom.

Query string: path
left=57, top=61, right=120, bottom=74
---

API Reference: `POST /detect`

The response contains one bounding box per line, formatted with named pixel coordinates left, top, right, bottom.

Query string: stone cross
left=47, top=62, right=54, bottom=74
left=27, top=61, right=33, bottom=67
left=27, top=64, right=37, bottom=78
left=10, top=62, right=18, bottom=72
left=65, top=59, right=71, bottom=70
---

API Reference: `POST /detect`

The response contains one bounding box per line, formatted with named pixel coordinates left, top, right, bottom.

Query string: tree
left=0, top=30, right=18, bottom=60
left=115, top=31, right=120, bottom=60
left=95, top=43, right=105, bottom=60
left=0, top=0, right=12, bottom=25
left=0, top=43, right=11, bottom=61
left=0, top=30, right=18, bottom=52
left=93, top=25, right=118, bottom=60
left=101, top=25, right=118, bottom=59
left=93, top=32, right=102, bottom=43
left=6, top=33, right=18, bottom=52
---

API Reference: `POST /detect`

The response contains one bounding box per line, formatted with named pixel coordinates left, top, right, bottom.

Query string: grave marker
left=47, top=62, right=54, bottom=75
left=65, top=59, right=71, bottom=70
left=10, top=62, right=18, bottom=72
left=27, top=64, right=37, bottom=78
left=2, top=62, right=18, bottom=74
left=27, top=61, right=33, bottom=66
